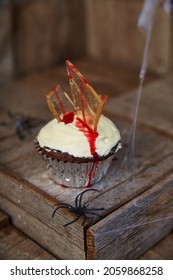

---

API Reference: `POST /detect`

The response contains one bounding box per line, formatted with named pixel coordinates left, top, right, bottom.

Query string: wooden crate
left=0, top=63, right=173, bottom=259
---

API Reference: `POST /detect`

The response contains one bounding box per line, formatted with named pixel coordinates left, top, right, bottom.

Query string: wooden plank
left=13, top=0, right=86, bottom=75
left=152, top=231, right=173, bottom=260
left=139, top=250, right=163, bottom=260
left=35, top=251, right=57, bottom=260
left=0, top=196, right=85, bottom=260
left=140, top=231, right=173, bottom=260
left=87, top=174, right=173, bottom=259
left=87, top=153, right=173, bottom=213
left=0, top=225, right=56, bottom=260
left=106, top=77, right=173, bottom=137
left=8, top=238, right=56, bottom=260
left=0, top=210, right=9, bottom=229
left=0, top=3, right=13, bottom=83
left=0, top=224, right=27, bottom=260
left=85, top=0, right=172, bottom=74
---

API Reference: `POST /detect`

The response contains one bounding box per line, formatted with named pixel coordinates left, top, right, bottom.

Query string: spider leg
left=75, top=188, right=100, bottom=208
left=64, top=214, right=81, bottom=227
left=52, top=204, right=72, bottom=218
left=75, top=190, right=85, bottom=208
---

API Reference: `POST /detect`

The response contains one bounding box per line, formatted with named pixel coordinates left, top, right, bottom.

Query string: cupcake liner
left=36, top=146, right=114, bottom=188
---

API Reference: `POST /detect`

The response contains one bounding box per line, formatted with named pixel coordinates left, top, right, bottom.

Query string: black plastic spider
left=0, top=111, right=44, bottom=140
left=52, top=189, right=105, bottom=227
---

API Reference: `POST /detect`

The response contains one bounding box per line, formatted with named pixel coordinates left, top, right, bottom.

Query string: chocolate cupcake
left=35, top=61, right=121, bottom=188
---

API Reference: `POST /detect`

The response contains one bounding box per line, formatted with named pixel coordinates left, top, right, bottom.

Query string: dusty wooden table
left=0, top=59, right=173, bottom=259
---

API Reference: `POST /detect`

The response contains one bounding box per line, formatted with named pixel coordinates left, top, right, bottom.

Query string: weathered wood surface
left=0, top=224, right=56, bottom=260
left=0, top=61, right=173, bottom=259
left=87, top=174, right=173, bottom=259
left=140, top=231, right=173, bottom=260
left=12, top=0, right=86, bottom=75
left=106, top=76, right=173, bottom=137
left=85, top=0, right=172, bottom=74
left=0, top=3, right=13, bottom=83
left=2, top=0, right=172, bottom=81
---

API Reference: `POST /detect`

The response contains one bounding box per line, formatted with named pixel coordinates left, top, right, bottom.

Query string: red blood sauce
left=62, top=112, right=75, bottom=124
left=75, top=117, right=99, bottom=188
left=75, top=117, right=98, bottom=156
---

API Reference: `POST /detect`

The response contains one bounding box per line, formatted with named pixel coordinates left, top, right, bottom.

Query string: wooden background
left=0, top=0, right=172, bottom=83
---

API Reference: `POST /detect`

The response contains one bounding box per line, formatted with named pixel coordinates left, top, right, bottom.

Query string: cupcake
left=35, top=60, right=121, bottom=188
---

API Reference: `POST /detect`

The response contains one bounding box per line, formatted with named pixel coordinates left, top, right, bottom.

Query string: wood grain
left=85, top=0, right=172, bottom=74
left=13, top=0, right=86, bottom=75
left=0, top=4, right=13, bottom=82
left=0, top=224, right=56, bottom=260
left=0, top=195, right=85, bottom=259
left=140, top=231, right=173, bottom=260
left=0, top=166, right=85, bottom=257
left=87, top=174, right=173, bottom=259
left=106, top=76, right=173, bottom=137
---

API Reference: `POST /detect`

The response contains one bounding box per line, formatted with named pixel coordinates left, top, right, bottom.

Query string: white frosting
left=37, top=115, right=121, bottom=158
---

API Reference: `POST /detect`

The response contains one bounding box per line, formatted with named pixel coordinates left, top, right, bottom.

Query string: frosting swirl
left=37, top=114, right=121, bottom=158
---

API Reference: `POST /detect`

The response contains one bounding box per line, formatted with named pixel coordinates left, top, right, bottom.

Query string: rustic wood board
left=0, top=63, right=173, bottom=259
left=0, top=3, right=13, bottom=83
left=106, top=76, right=173, bottom=137
left=0, top=224, right=56, bottom=260
left=85, top=0, right=172, bottom=74
left=12, top=0, right=86, bottom=75
left=139, top=231, right=173, bottom=260
left=87, top=174, right=173, bottom=259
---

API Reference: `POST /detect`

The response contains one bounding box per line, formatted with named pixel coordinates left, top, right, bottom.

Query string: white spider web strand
left=95, top=215, right=173, bottom=237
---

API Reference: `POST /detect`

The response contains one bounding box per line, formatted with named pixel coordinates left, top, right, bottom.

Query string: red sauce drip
left=62, top=112, right=75, bottom=124
left=75, top=117, right=99, bottom=188
left=75, top=117, right=98, bottom=157
left=87, top=161, right=99, bottom=188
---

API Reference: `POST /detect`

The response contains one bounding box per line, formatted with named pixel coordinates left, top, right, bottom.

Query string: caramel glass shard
left=46, top=85, right=75, bottom=122
left=66, top=60, right=107, bottom=131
